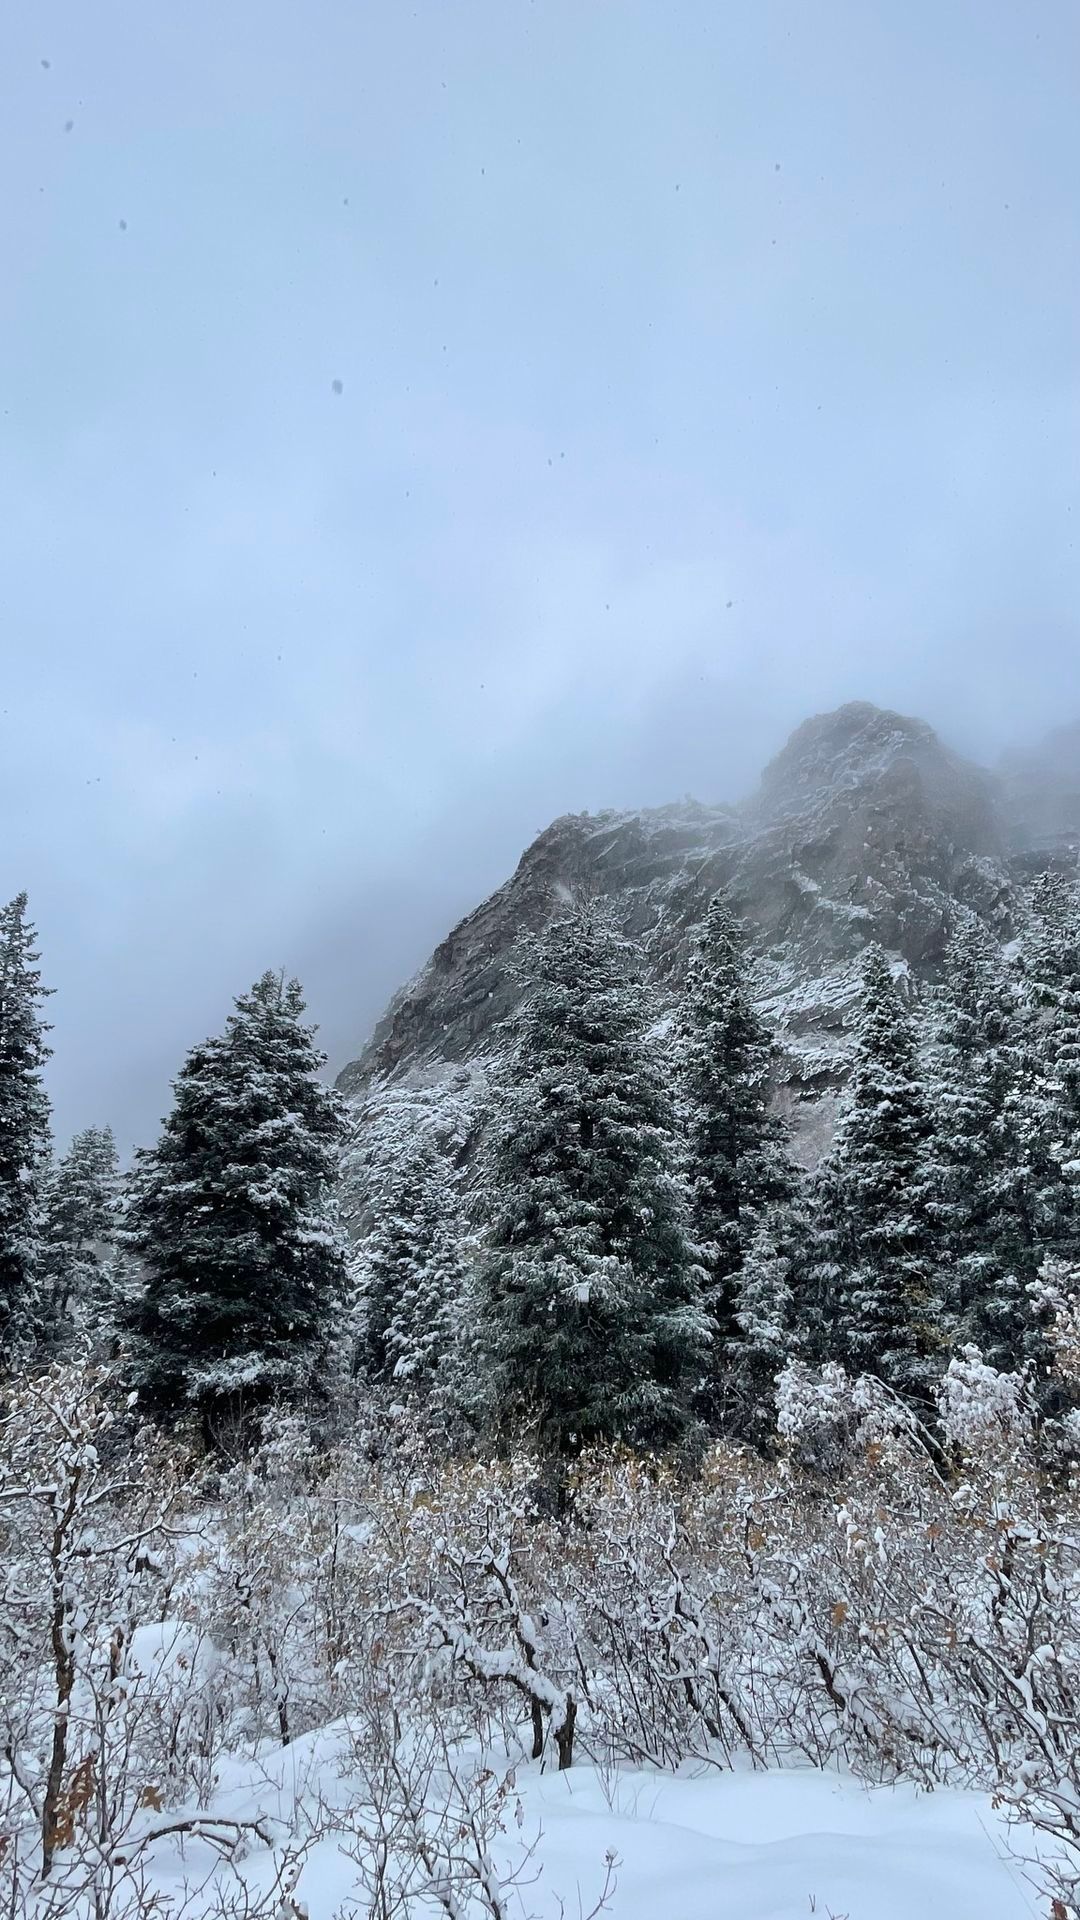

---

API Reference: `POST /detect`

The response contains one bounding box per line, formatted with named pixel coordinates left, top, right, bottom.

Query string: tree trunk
left=555, top=1695, right=576, bottom=1771
left=41, top=1568, right=75, bottom=1877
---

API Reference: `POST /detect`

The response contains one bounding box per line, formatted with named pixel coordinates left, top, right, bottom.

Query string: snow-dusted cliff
left=336, top=701, right=1076, bottom=1170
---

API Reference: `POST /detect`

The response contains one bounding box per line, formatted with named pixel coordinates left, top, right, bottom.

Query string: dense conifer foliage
left=38, top=1124, right=120, bottom=1354
left=921, top=922, right=1034, bottom=1369
left=0, top=893, right=52, bottom=1368
left=10, top=866, right=1080, bottom=1453
left=119, top=971, right=347, bottom=1441
left=352, top=1132, right=466, bottom=1409
left=677, top=892, right=796, bottom=1425
left=727, top=1211, right=800, bottom=1444
left=803, top=945, right=938, bottom=1397
left=339, top=879, right=1080, bottom=1439
left=472, top=903, right=709, bottom=1458
left=1020, top=870, right=1080, bottom=1253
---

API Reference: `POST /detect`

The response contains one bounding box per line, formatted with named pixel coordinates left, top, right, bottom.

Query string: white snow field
left=129, top=1724, right=1048, bottom=1920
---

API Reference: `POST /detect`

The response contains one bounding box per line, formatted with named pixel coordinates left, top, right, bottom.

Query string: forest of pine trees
left=5, top=872, right=1080, bottom=1458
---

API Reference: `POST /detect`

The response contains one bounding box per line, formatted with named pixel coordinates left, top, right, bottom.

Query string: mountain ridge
left=336, top=701, right=1079, bottom=1167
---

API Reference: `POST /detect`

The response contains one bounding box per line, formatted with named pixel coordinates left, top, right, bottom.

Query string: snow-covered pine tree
left=728, top=1211, right=799, bottom=1447
left=805, top=944, right=938, bottom=1399
left=796, top=1150, right=852, bottom=1365
left=921, top=920, right=1033, bottom=1370
left=352, top=1134, right=465, bottom=1408
left=676, top=891, right=795, bottom=1426
left=0, top=893, right=52, bottom=1370
left=1008, top=871, right=1080, bottom=1402
left=1025, top=868, right=1080, bottom=1018
left=475, top=901, right=709, bottom=1460
left=120, top=971, right=348, bottom=1445
left=39, top=1124, right=120, bottom=1354
left=1019, top=870, right=1080, bottom=1255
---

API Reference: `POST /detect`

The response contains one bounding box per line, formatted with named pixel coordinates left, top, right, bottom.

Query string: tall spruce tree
left=728, top=1212, right=799, bottom=1447
left=1025, top=869, right=1080, bottom=1023
left=677, top=892, right=795, bottom=1427
left=120, top=971, right=347, bottom=1442
left=475, top=902, right=708, bottom=1460
left=39, top=1125, right=120, bottom=1354
left=921, top=921, right=1034, bottom=1369
left=0, top=893, right=52, bottom=1369
left=353, top=1135, right=465, bottom=1407
left=805, top=945, right=937, bottom=1398
left=1020, top=871, right=1080, bottom=1255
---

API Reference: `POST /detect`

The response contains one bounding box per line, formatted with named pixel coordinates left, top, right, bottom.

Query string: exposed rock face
left=336, top=701, right=1074, bottom=1166
left=336, top=798, right=739, bottom=1098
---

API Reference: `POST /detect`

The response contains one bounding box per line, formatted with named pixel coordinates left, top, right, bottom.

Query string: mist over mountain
left=337, top=699, right=1080, bottom=1168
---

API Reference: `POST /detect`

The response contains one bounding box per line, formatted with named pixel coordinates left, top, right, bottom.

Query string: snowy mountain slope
left=336, top=700, right=1072, bottom=1168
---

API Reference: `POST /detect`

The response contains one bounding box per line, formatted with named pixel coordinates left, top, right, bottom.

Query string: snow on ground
left=519, top=1766, right=1042, bottom=1920
left=130, top=1723, right=1049, bottom=1920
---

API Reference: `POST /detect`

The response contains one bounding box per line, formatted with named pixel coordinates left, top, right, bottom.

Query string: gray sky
left=2, top=0, right=1079, bottom=1154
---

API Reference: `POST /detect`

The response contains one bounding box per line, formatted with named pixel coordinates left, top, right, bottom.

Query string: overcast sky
left=2, top=0, right=1079, bottom=1153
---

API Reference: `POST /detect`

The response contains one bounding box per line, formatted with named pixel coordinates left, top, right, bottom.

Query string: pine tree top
left=0, top=892, right=54, bottom=1061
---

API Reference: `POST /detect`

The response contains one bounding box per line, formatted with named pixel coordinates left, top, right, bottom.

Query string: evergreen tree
left=728, top=1211, right=799, bottom=1447
left=1025, top=869, right=1080, bottom=1021
left=120, top=971, right=347, bottom=1443
left=39, top=1124, right=120, bottom=1354
left=797, top=1151, right=851, bottom=1364
left=353, top=1135, right=465, bottom=1407
left=677, top=891, right=795, bottom=1426
left=0, top=893, right=52, bottom=1369
left=1019, top=871, right=1080, bottom=1255
left=805, top=945, right=937, bottom=1398
left=475, top=902, right=708, bottom=1460
left=921, top=921, right=1033, bottom=1369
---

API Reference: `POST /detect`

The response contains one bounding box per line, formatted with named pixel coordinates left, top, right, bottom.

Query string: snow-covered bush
left=8, top=1337, right=1080, bottom=1916
left=0, top=1359, right=196, bottom=1903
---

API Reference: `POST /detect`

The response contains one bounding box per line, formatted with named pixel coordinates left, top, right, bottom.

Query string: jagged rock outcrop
left=336, top=701, right=1074, bottom=1167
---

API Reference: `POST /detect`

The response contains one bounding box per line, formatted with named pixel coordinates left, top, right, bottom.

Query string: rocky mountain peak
left=336, top=700, right=1076, bottom=1166
left=732, top=700, right=1006, bottom=978
left=754, top=701, right=946, bottom=817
